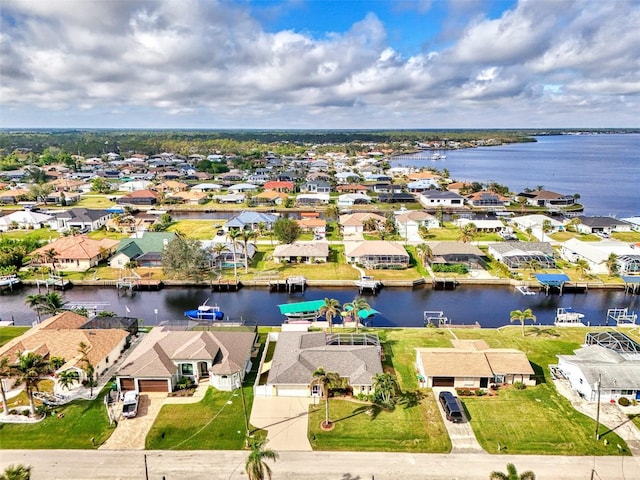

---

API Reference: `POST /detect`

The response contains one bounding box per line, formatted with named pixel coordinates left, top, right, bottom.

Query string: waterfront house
left=453, top=218, right=505, bottom=232
left=295, top=193, right=330, bottom=206
left=415, top=340, right=536, bottom=388
left=206, top=241, right=257, bottom=269
left=118, top=180, right=153, bottom=192
left=168, top=190, right=208, bottom=205
left=253, top=190, right=289, bottom=206
left=337, top=183, right=368, bottom=194
left=517, top=189, right=576, bottom=208
left=345, top=241, right=410, bottom=269
left=556, top=331, right=640, bottom=403
left=428, top=242, right=485, bottom=269
left=0, top=188, right=30, bottom=204
left=228, top=183, right=258, bottom=194
left=300, top=180, right=332, bottom=194
left=378, top=192, right=417, bottom=203
left=48, top=208, right=112, bottom=233
left=272, top=242, right=329, bottom=264
left=260, top=331, right=382, bottom=397
left=264, top=180, right=295, bottom=193
left=31, top=235, right=119, bottom=272
left=337, top=193, right=372, bottom=207
left=395, top=211, right=439, bottom=239
left=191, top=183, right=223, bottom=193
left=466, top=191, right=511, bottom=208
left=575, top=216, right=632, bottom=235
left=116, top=327, right=256, bottom=393
left=296, top=217, right=326, bottom=237
left=407, top=179, right=439, bottom=193
left=560, top=238, right=640, bottom=275
left=116, top=189, right=159, bottom=206
left=339, top=212, right=386, bottom=237
left=225, top=211, right=278, bottom=232
left=109, top=232, right=177, bottom=269
left=510, top=214, right=564, bottom=240
left=156, top=180, right=188, bottom=193
left=487, top=241, right=556, bottom=270
left=418, top=191, right=465, bottom=208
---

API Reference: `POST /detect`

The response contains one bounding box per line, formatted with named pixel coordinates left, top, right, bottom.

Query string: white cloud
left=0, top=0, right=638, bottom=128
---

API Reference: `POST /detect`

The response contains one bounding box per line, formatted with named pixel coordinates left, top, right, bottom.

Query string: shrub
left=432, top=263, right=469, bottom=274
left=476, top=389, right=486, bottom=396
left=618, top=397, right=630, bottom=407
left=514, top=381, right=526, bottom=390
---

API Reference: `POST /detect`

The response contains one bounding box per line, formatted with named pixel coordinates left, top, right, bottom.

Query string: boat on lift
left=184, top=299, right=224, bottom=321
left=554, top=307, right=585, bottom=326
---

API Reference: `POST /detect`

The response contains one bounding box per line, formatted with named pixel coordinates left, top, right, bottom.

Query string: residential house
left=407, top=179, right=439, bottom=193
left=300, top=181, right=332, bottom=194
left=261, top=331, right=383, bottom=397
left=0, top=210, right=53, bottom=231
left=0, top=188, right=30, bottom=204
left=560, top=238, right=640, bottom=275
left=339, top=212, right=385, bottom=237
left=510, top=214, right=564, bottom=241
left=428, top=242, right=486, bottom=269
left=415, top=340, right=536, bottom=388
left=296, top=217, right=327, bottom=238
left=418, top=191, right=465, bottom=208
left=378, top=192, right=417, bottom=203
left=0, top=311, right=129, bottom=389
left=466, top=191, right=511, bottom=208
left=306, top=172, right=332, bottom=182
left=217, top=171, right=244, bottom=185
left=395, top=211, right=439, bottom=239
left=31, top=235, right=119, bottom=272
left=253, top=190, right=289, bottom=206
left=556, top=331, right=640, bottom=403
left=575, top=216, right=633, bottom=235
left=168, top=191, right=208, bottom=205
left=295, top=193, right=330, bottom=206
left=447, top=182, right=472, bottom=194
left=118, top=180, right=153, bottom=192
left=109, top=232, right=177, bottom=269
left=487, top=241, right=556, bottom=270
left=116, top=327, right=256, bottom=393
left=191, top=183, right=223, bottom=193
left=48, top=178, right=85, bottom=193
left=370, top=183, right=403, bottom=194
left=116, top=189, right=159, bottom=206
left=225, top=211, right=278, bottom=231
left=156, top=180, right=188, bottom=193
left=206, top=241, right=257, bottom=270
left=517, top=189, right=577, bottom=208
left=335, top=172, right=361, bottom=184
left=272, top=242, right=329, bottom=264
left=337, top=184, right=369, bottom=194
left=407, top=171, right=442, bottom=182
left=45, top=191, right=81, bottom=206
left=454, top=218, right=505, bottom=232
left=228, top=183, right=258, bottom=194
left=48, top=208, right=112, bottom=233
left=264, top=181, right=295, bottom=193
left=337, top=193, right=372, bottom=207
left=345, top=241, right=410, bottom=269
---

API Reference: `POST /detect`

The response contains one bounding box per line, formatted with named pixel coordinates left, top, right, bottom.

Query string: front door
left=311, top=385, right=321, bottom=397
left=480, top=378, right=488, bottom=388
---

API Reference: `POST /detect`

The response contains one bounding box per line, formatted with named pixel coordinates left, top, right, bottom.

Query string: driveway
left=100, top=392, right=166, bottom=450
left=250, top=396, right=314, bottom=451
left=432, top=388, right=484, bottom=453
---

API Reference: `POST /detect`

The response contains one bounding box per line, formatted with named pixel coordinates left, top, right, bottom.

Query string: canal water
left=1, top=284, right=637, bottom=329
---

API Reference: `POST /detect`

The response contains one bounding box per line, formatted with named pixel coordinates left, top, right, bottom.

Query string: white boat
left=0, top=274, right=21, bottom=288
left=554, top=307, right=585, bottom=326
left=515, top=285, right=536, bottom=295
left=354, top=275, right=382, bottom=292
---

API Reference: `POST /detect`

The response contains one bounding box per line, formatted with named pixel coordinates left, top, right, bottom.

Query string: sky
left=1, top=0, right=639, bottom=129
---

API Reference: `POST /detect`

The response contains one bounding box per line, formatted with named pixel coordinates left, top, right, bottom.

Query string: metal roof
left=278, top=300, right=326, bottom=315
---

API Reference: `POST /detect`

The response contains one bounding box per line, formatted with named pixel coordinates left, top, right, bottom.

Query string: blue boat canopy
left=278, top=300, right=326, bottom=315
left=343, top=305, right=380, bottom=319
left=535, top=273, right=569, bottom=286
left=621, top=276, right=640, bottom=284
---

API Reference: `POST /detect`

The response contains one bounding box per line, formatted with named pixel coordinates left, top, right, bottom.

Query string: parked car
left=438, top=391, right=464, bottom=423
left=121, top=391, right=139, bottom=418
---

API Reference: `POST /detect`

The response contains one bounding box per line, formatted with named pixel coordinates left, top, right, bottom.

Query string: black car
left=438, top=391, right=464, bottom=423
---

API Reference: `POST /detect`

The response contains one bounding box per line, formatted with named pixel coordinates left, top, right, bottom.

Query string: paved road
left=1, top=450, right=639, bottom=479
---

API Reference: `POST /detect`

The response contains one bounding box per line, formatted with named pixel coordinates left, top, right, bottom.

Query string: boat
left=0, top=274, right=22, bottom=289
left=554, top=307, right=585, bottom=326
left=184, top=299, right=224, bottom=321
left=278, top=299, right=325, bottom=322
left=515, top=285, right=536, bottom=296
left=354, top=275, right=382, bottom=293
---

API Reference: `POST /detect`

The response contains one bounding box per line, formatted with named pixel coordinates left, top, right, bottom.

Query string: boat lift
left=424, top=310, right=449, bottom=327
left=606, top=308, right=638, bottom=326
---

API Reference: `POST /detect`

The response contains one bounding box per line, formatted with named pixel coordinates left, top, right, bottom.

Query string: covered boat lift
left=535, top=273, right=570, bottom=295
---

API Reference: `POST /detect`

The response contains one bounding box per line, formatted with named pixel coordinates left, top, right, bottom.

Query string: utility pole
left=594, top=373, right=601, bottom=440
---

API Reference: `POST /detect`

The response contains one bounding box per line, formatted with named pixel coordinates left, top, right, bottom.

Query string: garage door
left=138, top=379, right=169, bottom=392
left=433, top=377, right=455, bottom=387
left=120, top=378, right=135, bottom=391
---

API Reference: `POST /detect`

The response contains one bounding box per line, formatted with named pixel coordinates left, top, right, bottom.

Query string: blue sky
left=0, top=0, right=638, bottom=129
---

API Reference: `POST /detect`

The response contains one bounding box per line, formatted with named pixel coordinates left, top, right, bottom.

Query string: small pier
left=270, top=276, right=307, bottom=293
left=424, top=311, right=450, bottom=327
left=432, top=278, right=458, bottom=290
left=210, top=279, right=241, bottom=291
left=0, top=274, right=22, bottom=292
left=622, top=276, right=640, bottom=294
left=116, top=276, right=139, bottom=295
left=355, top=276, right=382, bottom=294
left=36, top=274, right=72, bottom=291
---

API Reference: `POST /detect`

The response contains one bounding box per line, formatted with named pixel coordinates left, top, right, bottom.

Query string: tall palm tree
left=0, top=356, right=13, bottom=415
left=43, top=248, right=59, bottom=274
left=489, top=463, right=535, bottom=480
left=227, top=229, right=242, bottom=279
left=566, top=217, right=580, bottom=233
left=319, top=298, right=340, bottom=333
left=343, top=297, right=371, bottom=333
left=541, top=219, right=552, bottom=241
left=311, top=367, right=341, bottom=428
left=31, top=292, right=67, bottom=317
left=606, top=253, right=619, bottom=277
left=57, top=369, right=79, bottom=391
left=0, top=464, right=32, bottom=480
left=240, top=230, right=257, bottom=273
left=78, top=341, right=96, bottom=396
left=575, top=258, right=590, bottom=279
left=245, top=437, right=279, bottom=480
left=25, top=293, right=46, bottom=323
left=509, top=308, right=537, bottom=337
left=372, top=372, right=399, bottom=406
left=458, top=223, right=477, bottom=243
left=211, top=242, right=227, bottom=270
left=13, top=351, right=51, bottom=416
left=416, top=243, right=433, bottom=267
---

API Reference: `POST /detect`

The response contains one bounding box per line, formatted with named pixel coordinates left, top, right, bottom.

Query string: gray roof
left=267, top=332, right=383, bottom=387
left=226, top=211, right=277, bottom=228
left=273, top=242, right=329, bottom=258
left=578, top=216, right=629, bottom=228
left=558, top=345, right=640, bottom=389
left=429, top=241, right=484, bottom=256
left=55, top=208, right=110, bottom=222
left=488, top=241, right=554, bottom=256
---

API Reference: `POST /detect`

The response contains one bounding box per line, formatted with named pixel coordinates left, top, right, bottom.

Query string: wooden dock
left=432, top=278, right=458, bottom=290
left=35, top=275, right=72, bottom=291
left=210, top=279, right=241, bottom=291
left=270, top=276, right=307, bottom=293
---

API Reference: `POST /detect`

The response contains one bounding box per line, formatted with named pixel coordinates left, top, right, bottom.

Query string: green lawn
left=0, top=229, right=59, bottom=242
left=308, top=396, right=450, bottom=453
left=168, top=219, right=226, bottom=239
left=0, top=326, right=30, bottom=347
left=146, top=383, right=262, bottom=450
left=76, top=195, right=117, bottom=209
left=0, top=387, right=116, bottom=449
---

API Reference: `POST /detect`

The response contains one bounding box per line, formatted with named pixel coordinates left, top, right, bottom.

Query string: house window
left=181, top=364, right=194, bottom=376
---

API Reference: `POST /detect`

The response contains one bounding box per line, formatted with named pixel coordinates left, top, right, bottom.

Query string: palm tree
left=211, top=242, right=227, bottom=270
left=575, top=258, right=590, bottom=279
left=0, top=356, right=13, bottom=415
left=57, top=369, right=80, bottom=391
left=541, top=219, right=552, bottom=241
left=13, top=351, right=51, bottom=416
left=227, top=229, right=242, bottom=279
left=509, top=308, right=537, bottom=337
left=0, top=464, right=32, bottom=480
left=458, top=223, right=477, bottom=243
left=525, top=226, right=532, bottom=241
left=245, top=437, right=279, bottom=480
left=240, top=230, right=257, bottom=273
left=25, top=293, right=46, bottom=323
left=43, top=248, right=59, bottom=274
left=37, top=292, right=67, bottom=316
left=78, top=342, right=96, bottom=397
left=319, top=298, right=340, bottom=333
left=416, top=243, right=433, bottom=267
left=311, top=367, right=341, bottom=428
left=343, top=296, right=371, bottom=333
left=255, top=221, right=267, bottom=241
left=606, top=253, right=619, bottom=277
left=372, top=372, right=399, bottom=406
left=489, top=463, right=535, bottom=480
left=566, top=217, right=580, bottom=233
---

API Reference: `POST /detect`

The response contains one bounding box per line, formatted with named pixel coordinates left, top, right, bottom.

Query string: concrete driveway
left=250, top=396, right=314, bottom=451
left=432, top=388, right=484, bottom=453
left=100, top=393, right=166, bottom=450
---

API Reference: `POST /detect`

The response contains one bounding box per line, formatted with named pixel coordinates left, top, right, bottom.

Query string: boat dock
left=606, top=308, right=638, bottom=326
left=432, top=278, right=458, bottom=290
left=355, top=276, right=382, bottom=294
left=210, top=279, right=241, bottom=291
left=270, top=276, right=307, bottom=293
left=35, top=274, right=72, bottom=291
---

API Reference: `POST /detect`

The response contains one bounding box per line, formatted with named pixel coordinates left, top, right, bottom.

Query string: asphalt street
left=1, top=450, right=639, bottom=480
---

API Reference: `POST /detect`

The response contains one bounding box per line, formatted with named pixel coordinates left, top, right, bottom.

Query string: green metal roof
left=278, top=300, right=326, bottom=315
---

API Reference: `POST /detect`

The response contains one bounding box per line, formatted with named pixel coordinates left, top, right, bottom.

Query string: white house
left=337, top=193, right=371, bottom=207
left=560, top=238, right=640, bottom=275
left=119, top=180, right=153, bottom=192
left=395, top=211, right=439, bottom=240
left=0, top=210, right=53, bottom=231
left=418, top=191, right=464, bottom=208
left=575, top=216, right=633, bottom=235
